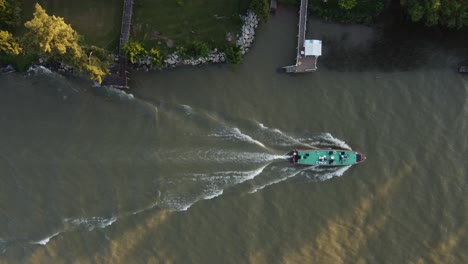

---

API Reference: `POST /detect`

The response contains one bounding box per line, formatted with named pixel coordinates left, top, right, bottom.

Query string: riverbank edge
left=1, top=11, right=259, bottom=83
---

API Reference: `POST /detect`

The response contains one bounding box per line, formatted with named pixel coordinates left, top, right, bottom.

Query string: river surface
left=0, top=7, right=467, bottom=264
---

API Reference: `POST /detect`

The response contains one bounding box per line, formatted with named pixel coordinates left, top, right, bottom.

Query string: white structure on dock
left=283, top=0, right=322, bottom=73
left=303, top=39, right=322, bottom=57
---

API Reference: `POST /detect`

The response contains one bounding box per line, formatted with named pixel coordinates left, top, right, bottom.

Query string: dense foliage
left=24, top=4, right=82, bottom=59
left=23, top=4, right=108, bottom=83
left=401, top=0, right=468, bottom=29
left=224, top=44, right=243, bottom=64
left=309, top=0, right=385, bottom=24
left=150, top=48, right=164, bottom=68
left=123, top=40, right=146, bottom=63
left=185, top=41, right=210, bottom=58
left=176, top=41, right=210, bottom=59
left=309, top=0, right=386, bottom=24
left=0, top=0, right=21, bottom=29
left=250, top=0, right=269, bottom=22
left=0, top=30, right=21, bottom=55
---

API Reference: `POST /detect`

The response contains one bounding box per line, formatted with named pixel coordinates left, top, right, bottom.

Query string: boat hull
left=288, top=149, right=366, bottom=166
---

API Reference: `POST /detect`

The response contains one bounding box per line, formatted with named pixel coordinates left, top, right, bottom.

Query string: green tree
left=123, top=40, right=146, bottom=63
left=339, top=0, right=357, bottom=10
left=185, top=41, right=209, bottom=58
left=0, top=30, right=21, bottom=55
left=250, top=0, right=269, bottom=22
left=0, top=0, right=21, bottom=28
left=401, top=0, right=468, bottom=28
left=24, top=3, right=82, bottom=59
left=224, top=45, right=242, bottom=64
left=23, top=4, right=108, bottom=83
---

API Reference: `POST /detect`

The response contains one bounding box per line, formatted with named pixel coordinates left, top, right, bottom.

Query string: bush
left=149, top=47, right=164, bottom=68
left=186, top=41, right=210, bottom=58
left=309, top=0, right=385, bottom=24
left=0, top=0, right=21, bottom=29
left=250, top=0, right=269, bottom=22
left=123, top=40, right=146, bottom=63
left=224, top=45, right=242, bottom=64
left=177, top=41, right=210, bottom=59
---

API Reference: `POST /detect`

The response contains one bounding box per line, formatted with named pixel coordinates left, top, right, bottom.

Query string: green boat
left=287, top=149, right=366, bottom=166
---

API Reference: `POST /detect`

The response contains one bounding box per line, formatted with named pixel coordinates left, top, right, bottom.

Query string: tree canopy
left=24, top=3, right=82, bottom=58
left=401, top=0, right=468, bottom=28
left=23, top=4, right=108, bottom=83
left=0, top=30, right=21, bottom=55
left=0, top=0, right=21, bottom=28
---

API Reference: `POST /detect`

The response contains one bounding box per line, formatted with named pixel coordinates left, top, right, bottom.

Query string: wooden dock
left=283, top=0, right=321, bottom=73
left=102, top=0, right=133, bottom=89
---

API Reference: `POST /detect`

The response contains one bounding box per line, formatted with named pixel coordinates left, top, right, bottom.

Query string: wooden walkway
left=283, top=0, right=318, bottom=73
left=102, top=0, right=133, bottom=89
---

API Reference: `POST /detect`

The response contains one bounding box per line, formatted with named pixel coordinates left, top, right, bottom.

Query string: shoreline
left=1, top=11, right=259, bottom=83
left=130, top=11, right=259, bottom=72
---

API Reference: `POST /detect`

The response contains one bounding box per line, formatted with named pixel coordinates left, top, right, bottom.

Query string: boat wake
left=210, top=127, right=267, bottom=149
left=142, top=103, right=356, bottom=212
left=1, top=102, right=357, bottom=252
left=31, top=232, right=61, bottom=245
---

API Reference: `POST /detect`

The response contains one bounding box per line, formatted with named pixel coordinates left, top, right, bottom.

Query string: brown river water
left=0, top=7, right=467, bottom=264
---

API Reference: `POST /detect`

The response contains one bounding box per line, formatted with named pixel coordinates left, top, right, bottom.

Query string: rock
left=3, top=65, right=15, bottom=72
left=166, top=39, right=175, bottom=48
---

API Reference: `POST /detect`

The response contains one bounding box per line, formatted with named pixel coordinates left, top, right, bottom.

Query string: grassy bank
left=21, top=0, right=122, bottom=49
left=133, top=0, right=250, bottom=47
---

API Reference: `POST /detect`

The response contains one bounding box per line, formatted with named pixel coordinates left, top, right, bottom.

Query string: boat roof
left=295, top=149, right=358, bottom=166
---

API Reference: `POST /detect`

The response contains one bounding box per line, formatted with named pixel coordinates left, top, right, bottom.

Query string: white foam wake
left=210, top=127, right=267, bottom=148
left=298, top=133, right=352, bottom=150
left=181, top=104, right=195, bottom=115
left=316, top=165, right=351, bottom=181
left=63, top=216, right=117, bottom=231
left=163, top=165, right=269, bottom=211
left=249, top=166, right=317, bottom=193
left=31, top=232, right=61, bottom=245
left=198, top=164, right=269, bottom=185
left=257, top=122, right=316, bottom=148
left=161, top=149, right=285, bottom=164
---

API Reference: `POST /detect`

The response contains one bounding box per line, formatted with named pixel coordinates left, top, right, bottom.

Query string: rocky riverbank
left=1, top=11, right=260, bottom=80
left=133, top=10, right=259, bottom=71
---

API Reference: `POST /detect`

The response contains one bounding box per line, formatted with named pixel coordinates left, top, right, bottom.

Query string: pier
left=102, top=0, right=133, bottom=89
left=283, top=0, right=322, bottom=73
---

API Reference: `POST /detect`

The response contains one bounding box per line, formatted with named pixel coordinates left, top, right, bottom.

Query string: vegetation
left=22, top=4, right=108, bottom=83
left=338, top=0, right=358, bottom=10
left=250, top=0, right=269, bottom=22
left=309, top=0, right=386, bottom=24
left=24, top=4, right=82, bottom=58
left=132, top=0, right=250, bottom=47
left=149, top=47, right=164, bottom=68
left=123, top=40, right=146, bottom=63
left=400, top=0, right=468, bottom=29
left=0, top=30, right=22, bottom=55
left=224, top=44, right=242, bottom=64
left=21, top=0, right=122, bottom=48
left=185, top=41, right=210, bottom=58
left=0, top=0, right=21, bottom=28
